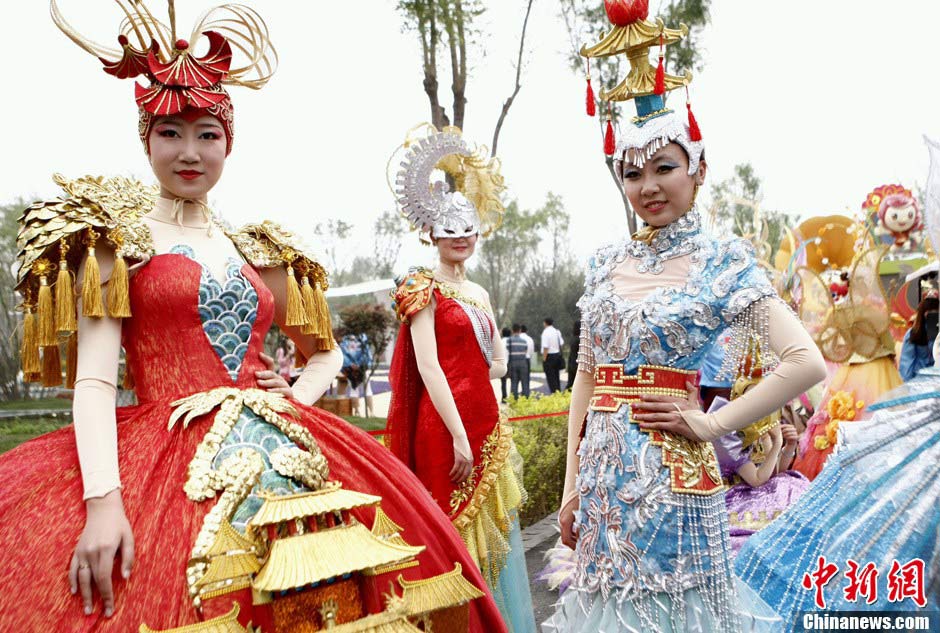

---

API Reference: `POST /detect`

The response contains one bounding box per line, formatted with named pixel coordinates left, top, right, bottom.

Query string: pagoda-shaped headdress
left=51, top=0, right=277, bottom=154
left=390, top=124, right=505, bottom=242
left=581, top=0, right=704, bottom=175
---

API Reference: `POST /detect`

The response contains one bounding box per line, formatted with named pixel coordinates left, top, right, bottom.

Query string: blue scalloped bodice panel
left=170, top=244, right=258, bottom=382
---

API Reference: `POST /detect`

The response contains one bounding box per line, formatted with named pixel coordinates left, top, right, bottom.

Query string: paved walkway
left=521, top=512, right=562, bottom=624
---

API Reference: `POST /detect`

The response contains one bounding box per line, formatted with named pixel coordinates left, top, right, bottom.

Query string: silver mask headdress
left=390, top=125, right=505, bottom=241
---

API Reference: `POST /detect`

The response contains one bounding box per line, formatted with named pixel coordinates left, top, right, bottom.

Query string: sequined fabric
left=552, top=215, right=780, bottom=632
left=737, top=369, right=940, bottom=629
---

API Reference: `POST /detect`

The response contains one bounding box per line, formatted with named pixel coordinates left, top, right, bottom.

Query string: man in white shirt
left=541, top=317, right=565, bottom=393
left=520, top=324, right=534, bottom=397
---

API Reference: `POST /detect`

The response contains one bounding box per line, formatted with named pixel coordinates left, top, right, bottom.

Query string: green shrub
left=508, top=391, right=571, bottom=528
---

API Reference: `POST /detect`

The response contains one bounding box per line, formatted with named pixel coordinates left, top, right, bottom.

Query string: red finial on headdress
left=654, top=35, right=666, bottom=96
left=585, top=59, right=597, bottom=117
left=604, top=0, right=650, bottom=26
left=686, top=87, right=702, bottom=142
left=604, top=104, right=616, bottom=155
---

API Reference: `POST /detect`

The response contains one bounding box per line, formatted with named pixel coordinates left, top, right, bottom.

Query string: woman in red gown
left=0, top=3, right=504, bottom=631
left=386, top=126, right=537, bottom=632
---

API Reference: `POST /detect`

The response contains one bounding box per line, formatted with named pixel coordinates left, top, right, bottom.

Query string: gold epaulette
left=391, top=268, right=435, bottom=324
left=15, top=174, right=156, bottom=387
left=228, top=221, right=334, bottom=351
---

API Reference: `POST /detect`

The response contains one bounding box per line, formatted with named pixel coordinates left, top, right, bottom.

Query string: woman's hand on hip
left=559, top=496, right=580, bottom=550
left=450, top=434, right=474, bottom=484
left=257, top=352, right=293, bottom=397
left=69, top=489, right=134, bottom=618
left=633, top=381, right=706, bottom=441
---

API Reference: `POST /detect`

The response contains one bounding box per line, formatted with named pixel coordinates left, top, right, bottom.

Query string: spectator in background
left=275, top=338, right=297, bottom=384
left=500, top=326, right=512, bottom=402
left=519, top=324, right=534, bottom=396
left=899, top=292, right=938, bottom=381
left=566, top=319, right=581, bottom=391
left=541, top=317, right=564, bottom=393
left=507, top=324, right=530, bottom=398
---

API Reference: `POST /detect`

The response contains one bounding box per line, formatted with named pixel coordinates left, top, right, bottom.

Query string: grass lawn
left=0, top=416, right=70, bottom=454
left=342, top=416, right=388, bottom=433
left=0, top=397, right=72, bottom=411
left=0, top=411, right=387, bottom=454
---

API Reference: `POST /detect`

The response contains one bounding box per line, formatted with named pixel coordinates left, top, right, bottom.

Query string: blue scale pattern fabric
left=171, top=244, right=258, bottom=382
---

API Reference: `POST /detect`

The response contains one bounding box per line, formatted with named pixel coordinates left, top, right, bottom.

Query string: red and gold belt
left=589, top=364, right=723, bottom=496
left=589, top=364, right=697, bottom=412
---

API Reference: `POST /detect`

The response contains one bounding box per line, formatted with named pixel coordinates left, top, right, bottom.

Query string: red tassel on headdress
left=686, top=100, right=703, bottom=142
left=585, top=60, right=597, bottom=117
left=603, top=105, right=616, bottom=156
left=654, top=35, right=666, bottom=96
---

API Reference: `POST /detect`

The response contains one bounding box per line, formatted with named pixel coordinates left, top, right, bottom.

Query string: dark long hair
left=910, top=296, right=939, bottom=345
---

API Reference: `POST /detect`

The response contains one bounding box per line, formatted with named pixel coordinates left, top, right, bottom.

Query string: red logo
left=802, top=556, right=840, bottom=609
left=843, top=560, right=879, bottom=604
left=886, top=559, right=927, bottom=608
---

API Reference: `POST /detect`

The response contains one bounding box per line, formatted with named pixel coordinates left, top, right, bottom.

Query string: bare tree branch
left=491, top=0, right=535, bottom=157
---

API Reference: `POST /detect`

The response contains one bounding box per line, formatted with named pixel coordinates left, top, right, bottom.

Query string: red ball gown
left=0, top=253, right=505, bottom=632
left=387, top=268, right=535, bottom=632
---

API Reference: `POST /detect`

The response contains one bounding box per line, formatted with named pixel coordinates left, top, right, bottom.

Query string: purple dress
left=713, top=433, right=810, bottom=556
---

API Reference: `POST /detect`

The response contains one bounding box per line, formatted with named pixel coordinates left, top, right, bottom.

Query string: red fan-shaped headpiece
left=134, top=32, right=233, bottom=116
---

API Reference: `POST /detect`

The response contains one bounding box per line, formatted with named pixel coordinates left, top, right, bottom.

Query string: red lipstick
left=177, top=170, right=202, bottom=180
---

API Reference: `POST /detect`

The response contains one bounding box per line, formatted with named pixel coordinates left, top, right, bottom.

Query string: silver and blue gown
left=544, top=211, right=782, bottom=632
left=736, top=367, right=940, bottom=629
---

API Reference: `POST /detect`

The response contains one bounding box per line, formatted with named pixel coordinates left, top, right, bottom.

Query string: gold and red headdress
left=51, top=0, right=277, bottom=154
left=580, top=1, right=704, bottom=175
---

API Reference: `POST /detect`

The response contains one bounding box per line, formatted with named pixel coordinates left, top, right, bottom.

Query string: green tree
left=707, top=162, right=794, bottom=263
left=313, top=219, right=354, bottom=275
left=470, top=196, right=555, bottom=325
left=397, top=0, right=537, bottom=154
left=337, top=303, right=396, bottom=387
left=512, top=262, right=584, bottom=359
left=397, top=0, right=486, bottom=131
left=0, top=200, right=30, bottom=401
left=558, top=0, right=712, bottom=231
left=372, top=209, right=406, bottom=278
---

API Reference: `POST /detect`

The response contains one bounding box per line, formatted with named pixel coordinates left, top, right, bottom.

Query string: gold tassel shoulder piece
left=55, top=240, right=77, bottom=333
left=15, top=174, right=158, bottom=377
left=20, top=301, right=41, bottom=377
left=227, top=220, right=334, bottom=349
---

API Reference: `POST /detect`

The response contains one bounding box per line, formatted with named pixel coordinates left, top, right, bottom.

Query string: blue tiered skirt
left=493, top=516, right=537, bottom=633
left=736, top=369, right=940, bottom=630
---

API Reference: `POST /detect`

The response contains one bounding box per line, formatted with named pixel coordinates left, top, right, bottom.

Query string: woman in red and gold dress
left=0, top=3, right=505, bottom=631
left=386, top=126, right=537, bottom=632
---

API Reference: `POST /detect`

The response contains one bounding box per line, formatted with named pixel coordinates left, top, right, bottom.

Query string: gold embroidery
left=169, top=387, right=330, bottom=598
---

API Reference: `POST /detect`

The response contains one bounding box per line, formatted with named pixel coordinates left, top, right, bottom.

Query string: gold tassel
left=55, top=241, right=77, bottom=333
left=37, top=275, right=57, bottom=347
left=284, top=265, right=308, bottom=327
left=21, top=307, right=41, bottom=376
left=41, top=343, right=62, bottom=387
left=65, top=332, right=78, bottom=389
left=122, top=364, right=135, bottom=391
left=107, top=254, right=132, bottom=318
left=82, top=241, right=105, bottom=318
left=300, top=277, right=317, bottom=335
left=312, top=278, right=332, bottom=340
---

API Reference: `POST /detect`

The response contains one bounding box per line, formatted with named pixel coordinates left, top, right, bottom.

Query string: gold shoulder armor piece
left=15, top=174, right=157, bottom=387
left=229, top=221, right=334, bottom=348
left=17, top=174, right=156, bottom=290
